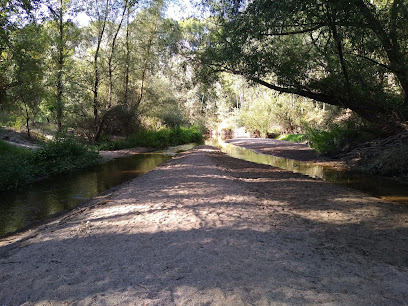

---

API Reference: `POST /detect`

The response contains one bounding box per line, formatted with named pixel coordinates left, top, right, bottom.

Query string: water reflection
left=0, top=153, right=170, bottom=236
left=206, top=138, right=408, bottom=204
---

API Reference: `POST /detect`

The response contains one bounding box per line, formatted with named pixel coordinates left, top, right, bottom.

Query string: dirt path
left=1, top=146, right=407, bottom=305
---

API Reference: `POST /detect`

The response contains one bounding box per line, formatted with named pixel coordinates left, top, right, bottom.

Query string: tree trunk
left=94, top=0, right=128, bottom=142
left=92, top=0, right=110, bottom=141
left=56, top=0, right=64, bottom=132
left=135, top=22, right=158, bottom=109
left=326, top=3, right=352, bottom=103
left=24, top=103, right=31, bottom=139
left=248, top=75, right=407, bottom=132
left=107, top=0, right=127, bottom=109
left=123, top=4, right=130, bottom=105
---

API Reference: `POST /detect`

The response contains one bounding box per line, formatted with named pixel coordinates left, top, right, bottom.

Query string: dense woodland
left=1, top=0, right=407, bottom=154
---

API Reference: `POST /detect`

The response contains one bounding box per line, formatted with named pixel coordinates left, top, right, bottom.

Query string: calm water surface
left=0, top=153, right=170, bottom=236
left=206, top=138, right=408, bottom=204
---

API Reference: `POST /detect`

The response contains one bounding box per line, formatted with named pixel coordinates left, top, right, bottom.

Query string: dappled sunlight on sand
left=291, top=208, right=381, bottom=225
left=1, top=146, right=408, bottom=305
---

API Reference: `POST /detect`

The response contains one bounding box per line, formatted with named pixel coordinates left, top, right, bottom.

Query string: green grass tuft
left=277, top=134, right=307, bottom=143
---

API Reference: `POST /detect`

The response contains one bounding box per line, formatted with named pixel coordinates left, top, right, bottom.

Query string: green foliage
left=306, top=124, right=376, bottom=155
left=0, top=141, right=36, bottom=190
left=277, top=134, right=307, bottom=143
left=98, top=126, right=203, bottom=150
left=306, top=127, right=349, bottom=155
left=202, top=0, right=408, bottom=131
left=234, top=79, right=329, bottom=136
left=33, top=137, right=100, bottom=175
left=0, top=139, right=100, bottom=191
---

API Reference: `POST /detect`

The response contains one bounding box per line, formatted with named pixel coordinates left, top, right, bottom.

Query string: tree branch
left=208, top=63, right=342, bottom=107
left=260, top=24, right=324, bottom=36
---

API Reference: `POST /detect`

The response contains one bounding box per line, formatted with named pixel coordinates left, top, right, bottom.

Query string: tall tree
left=133, top=0, right=165, bottom=109
left=93, top=0, right=131, bottom=141
left=0, top=0, right=39, bottom=107
left=9, top=24, right=45, bottom=138
left=85, top=0, right=111, bottom=139
left=45, top=0, right=80, bottom=132
left=201, top=0, right=408, bottom=132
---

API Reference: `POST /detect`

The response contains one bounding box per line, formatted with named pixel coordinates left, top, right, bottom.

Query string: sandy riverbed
left=1, top=145, right=407, bottom=305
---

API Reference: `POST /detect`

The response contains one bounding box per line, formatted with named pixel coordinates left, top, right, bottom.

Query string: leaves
left=201, top=0, right=408, bottom=131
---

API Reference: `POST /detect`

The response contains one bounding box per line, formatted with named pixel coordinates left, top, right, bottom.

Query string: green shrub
left=0, top=138, right=100, bottom=191
left=0, top=141, right=35, bottom=190
left=33, top=137, right=100, bottom=175
left=305, top=124, right=376, bottom=155
left=306, top=125, right=355, bottom=155
left=98, top=126, right=203, bottom=150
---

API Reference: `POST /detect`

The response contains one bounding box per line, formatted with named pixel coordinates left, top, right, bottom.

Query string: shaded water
left=0, top=153, right=170, bottom=236
left=206, top=138, right=408, bottom=204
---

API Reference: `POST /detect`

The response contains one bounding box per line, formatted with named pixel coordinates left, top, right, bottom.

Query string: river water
left=1, top=140, right=407, bottom=236
left=206, top=138, right=408, bottom=204
left=0, top=153, right=170, bottom=236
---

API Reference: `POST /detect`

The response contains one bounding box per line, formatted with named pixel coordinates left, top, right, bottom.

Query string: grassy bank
left=0, top=127, right=203, bottom=191
left=0, top=139, right=100, bottom=191
left=98, top=126, right=203, bottom=151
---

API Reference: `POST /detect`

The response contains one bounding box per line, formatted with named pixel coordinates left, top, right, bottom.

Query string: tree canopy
left=1, top=0, right=407, bottom=142
left=199, top=0, right=408, bottom=132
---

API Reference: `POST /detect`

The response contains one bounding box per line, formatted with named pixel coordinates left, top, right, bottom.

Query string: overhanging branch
left=208, top=63, right=342, bottom=106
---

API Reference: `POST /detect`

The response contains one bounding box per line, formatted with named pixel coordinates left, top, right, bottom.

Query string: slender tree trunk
left=135, top=22, right=157, bottom=109
left=24, top=103, right=31, bottom=139
left=92, top=0, right=110, bottom=140
left=327, top=3, right=351, bottom=104
left=94, top=0, right=128, bottom=142
left=108, top=0, right=127, bottom=109
left=56, top=0, right=64, bottom=132
left=124, top=4, right=130, bottom=105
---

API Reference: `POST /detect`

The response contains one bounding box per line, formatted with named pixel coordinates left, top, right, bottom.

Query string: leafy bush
left=0, top=141, right=36, bottom=190
left=32, top=137, right=100, bottom=175
left=305, top=127, right=347, bottom=154
left=0, top=138, right=100, bottom=191
left=306, top=124, right=376, bottom=155
left=98, top=126, right=203, bottom=150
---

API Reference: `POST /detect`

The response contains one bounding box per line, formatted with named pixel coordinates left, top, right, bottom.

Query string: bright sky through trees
left=165, top=0, right=198, bottom=20
left=72, top=0, right=199, bottom=26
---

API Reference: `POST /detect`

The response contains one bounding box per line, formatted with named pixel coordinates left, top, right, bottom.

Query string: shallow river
left=0, top=153, right=170, bottom=236
left=1, top=140, right=407, bottom=237
left=207, top=138, right=408, bottom=204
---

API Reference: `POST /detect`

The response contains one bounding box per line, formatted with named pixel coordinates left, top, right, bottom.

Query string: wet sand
left=1, top=145, right=407, bottom=305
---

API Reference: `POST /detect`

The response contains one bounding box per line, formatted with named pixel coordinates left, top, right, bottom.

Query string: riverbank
left=226, top=138, right=328, bottom=162
left=99, top=147, right=153, bottom=161
left=1, top=145, right=407, bottom=304
left=225, top=138, right=347, bottom=170
left=225, top=134, right=408, bottom=179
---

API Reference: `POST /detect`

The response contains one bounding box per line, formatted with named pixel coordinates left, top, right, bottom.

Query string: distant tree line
left=0, top=0, right=191, bottom=141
